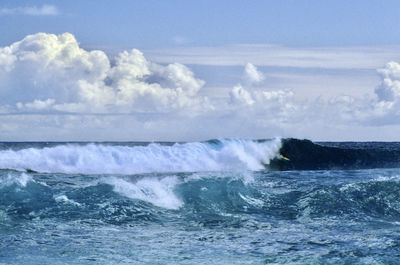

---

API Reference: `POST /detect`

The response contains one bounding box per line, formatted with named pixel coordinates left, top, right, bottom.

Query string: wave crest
left=0, top=138, right=281, bottom=174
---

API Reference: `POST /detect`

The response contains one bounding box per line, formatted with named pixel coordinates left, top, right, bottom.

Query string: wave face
left=3, top=169, right=400, bottom=222
left=269, top=138, right=400, bottom=170
left=0, top=139, right=281, bottom=174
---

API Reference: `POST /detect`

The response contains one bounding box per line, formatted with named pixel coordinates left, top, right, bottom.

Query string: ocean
left=1, top=138, right=400, bottom=264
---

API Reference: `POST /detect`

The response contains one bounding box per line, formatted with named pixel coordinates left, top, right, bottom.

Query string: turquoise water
left=1, top=140, right=400, bottom=264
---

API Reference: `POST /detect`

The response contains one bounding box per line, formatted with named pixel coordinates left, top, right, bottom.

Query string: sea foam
left=103, top=176, right=183, bottom=209
left=0, top=173, right=33, bottom=187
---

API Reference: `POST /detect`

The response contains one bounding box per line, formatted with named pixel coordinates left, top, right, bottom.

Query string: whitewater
left=1, top=139, right=400, bottom=264
left=0, top=139, right=281, bottom=174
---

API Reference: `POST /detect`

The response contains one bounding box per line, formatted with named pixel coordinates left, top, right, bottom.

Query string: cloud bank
left=0, top=32, right=399, bottom=141
left=0, top=33, right=207, bottom=114
left=146, top=44, right=400, bottom=69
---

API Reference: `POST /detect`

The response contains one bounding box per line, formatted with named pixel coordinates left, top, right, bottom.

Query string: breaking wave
left=2, top=139, right=400, bottom=264
left=0, top=138, right=281, bottom=174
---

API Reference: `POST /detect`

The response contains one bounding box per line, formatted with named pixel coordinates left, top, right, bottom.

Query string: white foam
left=0, top=138, right=281, bottom=174
left=375, top=174, right=400, bottom=182
left=239, top=193, right=264, bottom=207
left=1, top=173, right=33, bottom=187
left=54, top=195, right=81, bottom=206
left=103, top=176, right=183, bottom=210
left=0, top=210, right=10, bottom=222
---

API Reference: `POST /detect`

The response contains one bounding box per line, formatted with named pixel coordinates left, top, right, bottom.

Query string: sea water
left=1, top=139, right=400, bottom=264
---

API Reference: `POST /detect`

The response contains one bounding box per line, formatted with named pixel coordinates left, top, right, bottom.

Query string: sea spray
left=102, top=176, right=183, bottom=209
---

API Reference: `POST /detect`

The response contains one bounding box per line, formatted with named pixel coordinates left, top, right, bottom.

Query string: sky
left=1, top=0, right=400, bottom=141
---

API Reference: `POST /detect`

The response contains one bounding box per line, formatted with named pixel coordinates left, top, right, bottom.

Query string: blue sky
left=1, top=1, right=400, bottom=141
left=2, top=0, right=400, bottom=48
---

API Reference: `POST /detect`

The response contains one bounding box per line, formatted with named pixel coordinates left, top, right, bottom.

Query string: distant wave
left=0, top=138, right=281, bottom=174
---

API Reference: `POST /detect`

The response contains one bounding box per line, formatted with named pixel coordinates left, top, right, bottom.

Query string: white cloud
left=1, top=32, right=400, bottom=141
left=0, top=32, right=208, bottom=114
left=229, top=84, right=254, bottom=106
left=321, top=62, right=400, bottom=127
left=243, top=63, right=264, bottom=84
left=375, top=61, right=400, bottom=102
left=0, top=5, right=59, bottom=16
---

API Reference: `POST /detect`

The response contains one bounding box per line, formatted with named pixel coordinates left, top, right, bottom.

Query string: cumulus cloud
left=375, top=62, right=400, bottom=102
left=0, top=32, right=208, bottom=114
left=326, top=61, right=400, bottom=126
left=1, top=32, right=400, bottom=141
left=364, top=62, right=400, bottom=124
left=226, top=62, right=299, bottom=135
left=230, top=63, right=293, bottom=112
left=226, top=58, right=400, bottom=134
left=0, top=5, right=59, bottom=16
left=229, top=84, right=254, bottom=106
left=243, top=63, right=264, bottom=84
